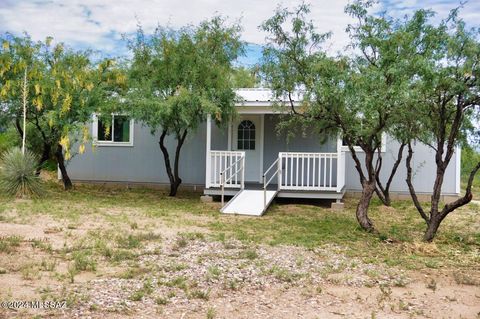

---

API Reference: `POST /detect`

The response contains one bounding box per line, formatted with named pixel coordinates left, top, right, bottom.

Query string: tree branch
left=441, top=160, right=480, bottom=218
left=406, top=142, right=429, bottom=223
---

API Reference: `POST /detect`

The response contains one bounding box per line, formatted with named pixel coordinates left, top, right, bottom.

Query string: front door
left=232, top=115, right=263, bottom=182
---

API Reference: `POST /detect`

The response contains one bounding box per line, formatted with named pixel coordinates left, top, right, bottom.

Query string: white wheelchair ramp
left=221, top=189, right=277, bottom=216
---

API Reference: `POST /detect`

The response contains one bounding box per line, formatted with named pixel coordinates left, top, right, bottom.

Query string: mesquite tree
left=261, top=3, right=426, bottom=232
left=126, top=17, right=243, bottom=196
left=405, top=10, right=480, bottom=242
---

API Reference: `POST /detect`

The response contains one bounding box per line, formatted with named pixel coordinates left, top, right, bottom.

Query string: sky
left=1, top=0, right=480, bottom=67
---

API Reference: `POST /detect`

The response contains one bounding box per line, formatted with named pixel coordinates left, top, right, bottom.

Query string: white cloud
left=0, top=0, right=353, bottom=55
left=0, top=0, right=478, bottom=58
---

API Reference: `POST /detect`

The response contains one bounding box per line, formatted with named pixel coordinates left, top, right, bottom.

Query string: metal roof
left=234, top=88, right=303, bottom=103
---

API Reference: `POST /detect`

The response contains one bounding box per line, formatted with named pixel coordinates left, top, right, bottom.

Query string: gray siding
left=262, top=115, right=336, bottom=169
left=344, top=137, right=459, bottom=195
left=68, top=115, right=459, bottom=195
left=68, top=122, right=208, bottom=185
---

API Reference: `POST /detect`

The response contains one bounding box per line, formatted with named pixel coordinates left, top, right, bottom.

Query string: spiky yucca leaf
left=0, top=147, right=43, bottom=197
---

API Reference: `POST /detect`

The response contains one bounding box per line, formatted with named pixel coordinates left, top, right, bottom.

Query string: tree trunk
left=423, top=219, right=441, bottom=242
left=171, top=129, right=187, bottom=196
left=36, top=142, right=51, bottom=176
left=375, top=143, right=405, bottom=207
left=33, top=115, right=51, bottom=176
left=424, top=160, right=480, bottom=241
left=158, top=129, right=188, bottom=197
left=375, top=187, right=391, bottom=206
left=15, top=116, right=23, bottom=141
left=356, top=179, right=376, bottom=232
left=55, top=144, right=72, bottom=190
left=381, top=192, right=391, bottom=207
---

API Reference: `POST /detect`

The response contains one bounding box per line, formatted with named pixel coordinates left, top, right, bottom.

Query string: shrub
left=0, top=129, right=19, bottom=155
left=0, top=147, right=43, bottom=197
left=72, top=251, right=97, bottom=271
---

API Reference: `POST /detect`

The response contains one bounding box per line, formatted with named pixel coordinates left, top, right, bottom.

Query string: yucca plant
left=0, top=147, right=43, bottom=198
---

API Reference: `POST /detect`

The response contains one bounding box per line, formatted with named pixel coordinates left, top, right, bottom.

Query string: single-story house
left=66, top=88, right=461, bottom=216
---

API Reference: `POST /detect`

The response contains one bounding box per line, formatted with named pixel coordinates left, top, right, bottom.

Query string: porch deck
left=204, top=183, right=345, bottom=200
left=204, top=149, right=346, bottom=215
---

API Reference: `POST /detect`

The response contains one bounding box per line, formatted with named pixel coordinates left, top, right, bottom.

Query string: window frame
left=237, top=120, right=256, bottom=150
left=92, top=114, right=134, bottom=147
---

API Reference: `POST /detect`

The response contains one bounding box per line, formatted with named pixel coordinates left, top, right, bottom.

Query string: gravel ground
left=63, top=236, right=411, bottom=318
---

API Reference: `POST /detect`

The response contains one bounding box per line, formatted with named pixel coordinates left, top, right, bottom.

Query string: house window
left=238, top=120, right=255, bottom=150
left=94, top=114, right=134, bottom=146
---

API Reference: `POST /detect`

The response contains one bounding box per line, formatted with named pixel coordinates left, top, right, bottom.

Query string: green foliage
left=407, top=10, right=480, bottom=149
left=261, top=2, right=428, bottom=150
left=230, top=67, right=259, bottom=88
left=0, top=33, right=125, bottom=187
left=260, top=2, right=430, bottom=230
left=461, top=146, right=480, bottom=189
left=0, top=147, right=43, bottom=197
left=125, top=16, right=244, bottom=195
left=127, top=16, right=243, bottom=132
left=396, top=7, right=480, bottom=239
left=0, top=127, right=18, bottom=154
left=72, top=251, right=96, bottom=271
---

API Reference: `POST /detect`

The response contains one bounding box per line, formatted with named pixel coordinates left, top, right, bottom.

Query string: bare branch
left=441, top=161, right=480, bottom=217
left=406, top=142, right=429, bottom=222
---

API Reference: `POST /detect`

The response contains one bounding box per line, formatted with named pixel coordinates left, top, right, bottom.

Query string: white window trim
left=237, top=119, right=256, bottom=150
left=92, top=114, right=134, bottom=147
left=341, top=133, right=387, bottom=153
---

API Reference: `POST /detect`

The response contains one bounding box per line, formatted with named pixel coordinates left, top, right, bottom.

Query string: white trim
left=259, top=114, right=264, bottom=183
left=205, top=114, right=212, bottom=189
left=337, top=134, right=343, bottom=153
left=227, top=120, right=232, bottom=151
left=455, top=145, right=461, bottom=194
left=231, top=114, right=264, bottom=183
left=341, top=133, right=387, bottom=153
left=92, top=114, right=134, bottom=147
left=236, top=105, right=289, bottom=114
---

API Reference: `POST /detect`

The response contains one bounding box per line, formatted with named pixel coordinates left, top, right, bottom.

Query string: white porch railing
left=208, top=150, right=345, bottom=199
left=336, top=150, right=346, bottom=192
left=220, top=155, right=245, bottom=207
left=278, top=152, right=344, bottom=192
left=208, top=150, right=245, bottom=188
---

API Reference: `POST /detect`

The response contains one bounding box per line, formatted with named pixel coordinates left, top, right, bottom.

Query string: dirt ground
left=0, top=183, right=479, bottom=319
left=0, top=213, right=479, bottom=319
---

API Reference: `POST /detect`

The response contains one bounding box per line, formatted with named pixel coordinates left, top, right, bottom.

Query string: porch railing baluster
left=209, top=150, right=345, bottom=194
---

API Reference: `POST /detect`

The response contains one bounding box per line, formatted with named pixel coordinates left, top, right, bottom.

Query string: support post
left=263, top=175, right=266, bottom=208
left=241, top=155, right=245, bottom=189
left=277, top=154, right=282, bottom=191
left=205, top=114, right=212, bottom=189
left=336, top=134, right=343, bottom=193
left=455, top=144, right=461, bottom=195
left=227, top=119, right=232, bottom=151
left=331, top=200, right=345, bottom=210
left=221, top=172, right=224, bottom=207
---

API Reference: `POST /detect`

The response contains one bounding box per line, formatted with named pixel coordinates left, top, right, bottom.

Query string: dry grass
left=0, top=181, right=478, bottom=271
left=0, top=181, right=478, bottom=318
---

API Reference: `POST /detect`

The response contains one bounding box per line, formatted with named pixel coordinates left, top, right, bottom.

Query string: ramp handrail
left=220, top=155, right=245, bottom=207
left=262, top=157, right=281, bottom=209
